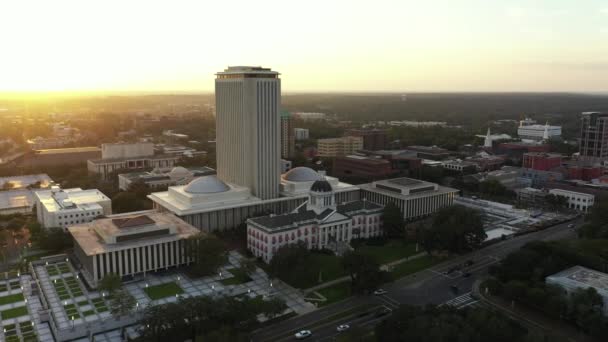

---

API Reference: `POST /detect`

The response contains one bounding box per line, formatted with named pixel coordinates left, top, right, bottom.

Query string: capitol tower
left=215, top=66, right=281, bottom=200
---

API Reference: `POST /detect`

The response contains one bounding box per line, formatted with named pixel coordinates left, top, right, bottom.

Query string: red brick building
left=522, top=152, right=562, bottom=171
left=346, top=128, right=388, bottom=151
left=333, top=155, right=394, bottom=181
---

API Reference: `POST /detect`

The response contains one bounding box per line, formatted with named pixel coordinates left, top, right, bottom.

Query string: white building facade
left=359, top=178, right=458, bottom=222
left=215, top=66, right=281, bottom=200
left=35, top=186, right=112, bottom=229
left=518, top=123, right=561, bottom=141
left=294, top=128, right=310, bottom=140
left=69, top=212, right=199, bottom=288
left=247, top=179, right=383, bottom=263
left=548, top=188, right=595, bottom=212
left=546, top=266, right=608, bottom=316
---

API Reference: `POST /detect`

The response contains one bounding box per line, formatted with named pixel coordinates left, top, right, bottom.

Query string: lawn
left=390, top=255, right=444, bottom=279
left=220, top=268, right=252, bottom=286
left=144, top=282, right=184, bottom=300
left=317, top=282, right=352, bottom=307
left=1, top=306, right=29, bottom=319
left=356, top=239, right=418, bottom=265
left=309, top=253, right=347, bottom=284
left=0, top=293, right=25, bottom=305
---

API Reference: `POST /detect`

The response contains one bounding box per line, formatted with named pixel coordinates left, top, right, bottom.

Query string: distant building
left=281, top=159, right=293, bottom=173
left=0, top=174, right=53, bottom=190
left=442, top=160, right=478, bottom=173
left=294, top=128, right=310, bottom=140
left=293, top=112, right=327, bottom=121
left=515, top=187, right=548, bottom=206
left=27, top=136, right=72, bottom=150
left=464, top=167, right=524, bottom=190
left=156, top=144, right=207, bottom=158
left=118, top=166, right=216, bottom=191
left=519, top=168, right=564, bottom=187
left=333, top=155, right=394, bottom=181
left=0, top=174, right=54, bottom=215
left=247, top=178, right=383, bottom=262
left=522, top=152, right=562, bottom=171
left=69, top=212, right=199, bottom=288
left=359, top=178, right=458, bottom=222
left=406, top=146, right=451, bottom=160
left=518, top=122, right=561, bottom=141
left=35, top=186, right=112, bottom=229
left=88, top=142, right=179, bottom=180
left=362, top=150, right=421, bottom=176
left=346, top=128, right=388, bottom=151
left=546, top=266, right=608, bottom=316
left=579, top=112, right=608, bottom=162
left=565, top=164, right=602, bottom=181
left=548, top=189, right=594, bottom=212
left=17, top=147, right=101, bottom=167
left=280, top=111, right=295, bottom=159
left=317, top=136, right=363, bottom=157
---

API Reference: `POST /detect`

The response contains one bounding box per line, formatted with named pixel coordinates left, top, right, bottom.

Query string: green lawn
left=144, top=282, right=184, bottom=300
left=356, top=239, right=418, bottom=265
left=317, top=282, right=352, bottom=307
left=220, top=268, right=252, bottom=286
left=390, top=255, right=444, bottom=279
left=1, top=306, right=29, bottom=319
left=0, top=293, right=25, bottom=305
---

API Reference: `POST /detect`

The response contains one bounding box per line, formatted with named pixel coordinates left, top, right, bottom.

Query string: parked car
left=373, top=289, right=388, bottom=295
left=295, top=330, right=312, bottom=339
left=337, top=324, right=350, bottom=332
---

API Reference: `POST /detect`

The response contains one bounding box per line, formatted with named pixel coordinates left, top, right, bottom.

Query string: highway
left=251, top=218, right=580, bottom=342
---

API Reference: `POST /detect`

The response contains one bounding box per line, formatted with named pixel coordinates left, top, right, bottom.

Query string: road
left=251, top=218, right=580, bottom=342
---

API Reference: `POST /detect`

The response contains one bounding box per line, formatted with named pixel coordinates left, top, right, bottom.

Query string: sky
left=0, top=0, right=607, bottom=93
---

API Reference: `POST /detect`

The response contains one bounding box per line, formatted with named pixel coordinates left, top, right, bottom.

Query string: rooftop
left=0, top=173, right=52, bottom=189
left=216, top=66, right=279, bottom=76
left=35, top=187, right=110, bottom=213
left=69, top=212, right=200, bottom=256
left=0, top=189, right=33, bottom=211
left=88, top=153, right=179, bottom=164
left=547, top=266, right=608, bottom=296
left=35, top=146, right=100, bottom=155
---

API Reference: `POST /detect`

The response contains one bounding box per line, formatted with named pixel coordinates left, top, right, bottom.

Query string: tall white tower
left=215, top=66, right=281, bottom=200
left=484, top=127, right=493, bottom=148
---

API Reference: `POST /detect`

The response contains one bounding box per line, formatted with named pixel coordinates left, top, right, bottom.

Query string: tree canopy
left=186, top=234, right=228, bottom=277
left=342, top=250, right=390, bottom=294
left=420, top=205, right=486, bottom=254
left=381, top=202, right=404, bottom=237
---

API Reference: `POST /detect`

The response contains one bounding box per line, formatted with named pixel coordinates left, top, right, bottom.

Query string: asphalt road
left=251, top=218, right=581, bottom=342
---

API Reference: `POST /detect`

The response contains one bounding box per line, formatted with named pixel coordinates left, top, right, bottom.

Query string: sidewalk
left=474, top=279, right=597, bottom=342
left=304, top=252, right=427, bottom=293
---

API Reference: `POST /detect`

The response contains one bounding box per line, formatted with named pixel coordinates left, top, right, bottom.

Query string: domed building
left=118, top=166, right=215, bottom=191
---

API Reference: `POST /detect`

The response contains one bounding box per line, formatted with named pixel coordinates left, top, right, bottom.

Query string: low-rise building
left=35, top=186, right=112, bottom=229
left=346, top=128, right=388, bottom=151
left=548, top=189, right=594, bottom=212
left=317, top=136, right=363, bottom=157
left=522, top=152, right=562, bottom=171
left=247, top=178, right=383, bottom=263
left=546, top=266, right=608, bottom=316
left=520, top=168, right=564, bottom=187
left=69, top=211, right=199, bottom=288
left=406, top=146, right=451, bottom=160
left=333, top=155, right=394, bottom=181
left=518, top=123, right=561, bottom=141
left=88, top=142, right=179, bottom=180
left=0, top=174, right=54, bottom=215
left=118, top=166, right=216, bottom=191
left=294, top=128, right=309, bottom=140
left=515, top=187, right=548, bottom=206
left=442, top=160, right=478, bottom=173
left=359, top=177, right=458, bottom=222
left=16, top=147, right=101, bottom=167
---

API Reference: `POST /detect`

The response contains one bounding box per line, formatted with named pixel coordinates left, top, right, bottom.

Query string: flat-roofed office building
left=69, top=212, right=200, bottom=288
left=359, top=177, right=458, bottom=221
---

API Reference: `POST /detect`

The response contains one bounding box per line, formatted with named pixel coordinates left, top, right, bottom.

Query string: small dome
left=310, top=179, right=332, bottom=193
left=169, top=166, right=190, bottom=178
left=184, top=176, right=230, bottom=194
left=283, top=167, right=321, bottom=182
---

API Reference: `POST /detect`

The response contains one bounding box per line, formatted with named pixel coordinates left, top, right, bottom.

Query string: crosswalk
left=440, top=292, right=479, bottom=309
left=375, top=294, right=400, bottom=308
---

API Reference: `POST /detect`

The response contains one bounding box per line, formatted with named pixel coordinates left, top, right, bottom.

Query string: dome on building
left=310, top=179, right=333, bottom=193
left=283, top=167, right=321, bottom=182
left=169, top=166, right=190, bottom=178
left=184, top=176, right=230, bottom=194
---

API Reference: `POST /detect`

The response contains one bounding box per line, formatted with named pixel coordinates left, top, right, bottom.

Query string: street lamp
left=71, top=316, right=75, bottom=329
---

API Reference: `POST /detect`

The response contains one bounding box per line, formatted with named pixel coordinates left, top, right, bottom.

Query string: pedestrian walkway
left=439, top=292, right=478, bottom=309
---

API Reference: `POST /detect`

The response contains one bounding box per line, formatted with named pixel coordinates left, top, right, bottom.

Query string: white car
left=295, top=330, right=312, bottom=339
left=337, top=324, right=350, bottom=332
left=373, top=289, right=387, bottom=295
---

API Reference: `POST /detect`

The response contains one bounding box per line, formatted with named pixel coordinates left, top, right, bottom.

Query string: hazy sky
left=1, top=0, right=607, bottom=93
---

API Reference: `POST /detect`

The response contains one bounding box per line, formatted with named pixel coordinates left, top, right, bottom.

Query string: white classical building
left=149, top=167, right=360, bottom=232
left=35, top=186, right=112, bottom=229
left=247, top=178, right=383, bottom=263
left=69, top=211, right=199, bottom=288
left=359, top=178, right=459, bottom=222
left=548, top=188, right=595, bottom=212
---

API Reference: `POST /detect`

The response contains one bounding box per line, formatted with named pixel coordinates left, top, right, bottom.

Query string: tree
left=420, top=205, right=486, bottom=254
left=109, top=288, right=136, bottom=318
left=381, top=202, right=404, bottom=237
left=268, top=242, right=317, bottom=288
left=239, top=258, right=257, bottom=276
left=259, top=297, right=287, bottom=318
left=37, top=227, right=72, bottom=251
left=99, top=273, right=122, bottom=294
left=111, top=191, right=149, bottom=213
left=342, top=250, right=388, bottom=294
left=186, top=234, right=228, bottom=277
left=546, top=194, right=568, bottom=211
